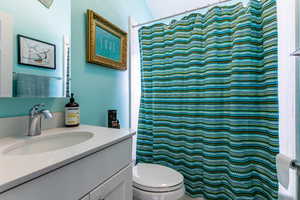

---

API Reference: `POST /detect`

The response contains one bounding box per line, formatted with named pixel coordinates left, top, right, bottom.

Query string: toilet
left=133, top=163, right=185, bottom=200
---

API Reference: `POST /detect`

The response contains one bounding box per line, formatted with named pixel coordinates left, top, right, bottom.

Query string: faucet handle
left=30, top=104, right=45, bottom=116
left=32, top=104, right=45, bottom=109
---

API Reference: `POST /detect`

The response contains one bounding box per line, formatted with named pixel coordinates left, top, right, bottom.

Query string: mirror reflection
left=0, top=0, right=71, bottom=98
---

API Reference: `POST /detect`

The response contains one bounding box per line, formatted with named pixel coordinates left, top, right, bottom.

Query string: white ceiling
left=145, top=0, right=221, bottom=19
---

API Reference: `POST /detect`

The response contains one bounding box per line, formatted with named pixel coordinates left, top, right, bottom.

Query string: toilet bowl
left=133, top=163, right=185, bottom=200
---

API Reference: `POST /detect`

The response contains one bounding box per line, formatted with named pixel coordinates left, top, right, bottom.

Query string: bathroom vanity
left=0, top=125, right=134, bottom=200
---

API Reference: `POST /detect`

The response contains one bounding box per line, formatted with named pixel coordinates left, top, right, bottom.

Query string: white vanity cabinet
left=89, top=164, right=132, bottom=200
left=0, top=138, right=133, bottom=200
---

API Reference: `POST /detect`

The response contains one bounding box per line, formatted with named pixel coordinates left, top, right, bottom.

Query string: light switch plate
left=38, top=0, right=54, bottom=9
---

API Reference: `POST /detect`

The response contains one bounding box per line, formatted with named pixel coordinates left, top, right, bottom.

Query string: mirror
left=0, top=0, right=71, bottom=98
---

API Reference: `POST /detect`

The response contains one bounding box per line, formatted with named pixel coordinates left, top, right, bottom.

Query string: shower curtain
left=136, top=0, right=278, bottom=199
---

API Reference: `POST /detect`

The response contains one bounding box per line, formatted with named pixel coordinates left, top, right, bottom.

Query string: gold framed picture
left=87, top=10, right=127, bottom=70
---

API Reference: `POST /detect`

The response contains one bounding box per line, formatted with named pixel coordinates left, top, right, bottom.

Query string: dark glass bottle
left=65, top=93, right=80, bottom=127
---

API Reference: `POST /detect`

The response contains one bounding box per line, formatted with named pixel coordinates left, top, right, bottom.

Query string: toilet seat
left=134, top=182, right=184, bottom=192
left=133, top=163, right=184, bottom=192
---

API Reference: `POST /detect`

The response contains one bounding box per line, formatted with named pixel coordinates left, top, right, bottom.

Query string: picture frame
left=87, top=10, right=127, bottom=70
left=18, top=35, right=56, bottom=70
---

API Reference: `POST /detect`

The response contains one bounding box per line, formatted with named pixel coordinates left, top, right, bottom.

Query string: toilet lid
left=133, top=163, right=184, bottom=192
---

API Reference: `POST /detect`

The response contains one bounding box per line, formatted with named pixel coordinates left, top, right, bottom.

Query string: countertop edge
left=0, top=126, right=135, bottom=194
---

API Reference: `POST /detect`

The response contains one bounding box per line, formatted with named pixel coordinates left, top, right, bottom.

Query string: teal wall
left=0, top=0, right=71, bottom=117
left=0, top=0, right=151, bottom=123
left=71, top=0, right=152, bottom=127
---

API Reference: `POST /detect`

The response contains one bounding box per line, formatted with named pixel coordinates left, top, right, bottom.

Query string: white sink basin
left=3, top=131, right=94, bottom=156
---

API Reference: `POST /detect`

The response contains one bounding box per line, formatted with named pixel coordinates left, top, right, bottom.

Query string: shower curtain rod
left=132, top=0, right=232, bottom=28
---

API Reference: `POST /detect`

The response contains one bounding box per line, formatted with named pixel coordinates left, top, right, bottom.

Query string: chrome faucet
left=28, top=104, right=53, bottom=136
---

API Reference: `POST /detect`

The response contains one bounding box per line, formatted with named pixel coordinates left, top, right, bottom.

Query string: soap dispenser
left=65, top=93, right=80, bottom=127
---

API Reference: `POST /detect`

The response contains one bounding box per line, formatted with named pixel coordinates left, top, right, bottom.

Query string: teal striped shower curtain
left=136, top=0, right=278, bottom=199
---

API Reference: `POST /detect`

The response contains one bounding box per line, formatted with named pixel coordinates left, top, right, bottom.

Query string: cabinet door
left=90, top=165, right=132, bottom=200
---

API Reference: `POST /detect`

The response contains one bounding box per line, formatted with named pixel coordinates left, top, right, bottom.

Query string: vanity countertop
left=0, top=125, right=135, bottom=194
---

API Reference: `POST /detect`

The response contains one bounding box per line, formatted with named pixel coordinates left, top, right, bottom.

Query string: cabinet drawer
left=0, top=138, right=132, bottom=200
